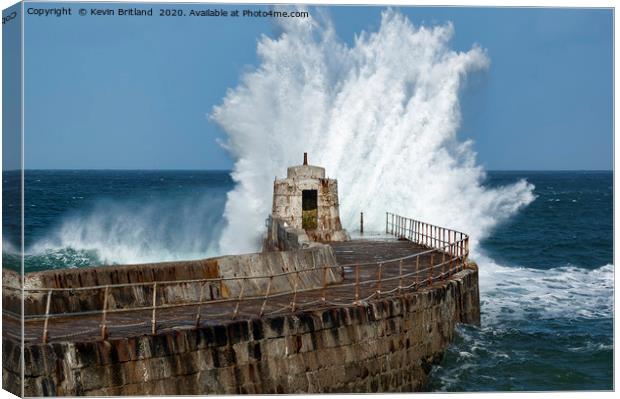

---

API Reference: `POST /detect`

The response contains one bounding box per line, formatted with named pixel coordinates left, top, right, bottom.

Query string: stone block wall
left=6, top=267, right=480, bottom=396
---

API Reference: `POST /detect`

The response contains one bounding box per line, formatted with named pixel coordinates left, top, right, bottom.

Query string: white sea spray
left=211, top=9, right=536, bottom=255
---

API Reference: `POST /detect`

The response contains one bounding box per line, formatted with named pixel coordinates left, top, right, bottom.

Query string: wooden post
left=259, top=276, right=273, bottom=317
left=376, top=263, right=383, bottom=298
left=42, top=289, right=52, bottom=343
left=360, top=212, right=364, bottom=234
left=151, top=282, right=157, bottom=335
left=355, top=264, right=360, bottom=303
left=233, top=280, right=245, bottom=319
left=100, top=285, right=110, bottom=339
left=195, top=282, right=205, bottom=328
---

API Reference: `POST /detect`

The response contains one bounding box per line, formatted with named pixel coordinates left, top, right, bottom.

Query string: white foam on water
left=476, top=253, right=613, bottom=323
left=211, top=8, right=536, bottom=255
left=26, top=193, right=226, bottom=266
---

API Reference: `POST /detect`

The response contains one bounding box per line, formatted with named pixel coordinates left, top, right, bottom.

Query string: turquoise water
left=2, top=170, right=613, bottom=391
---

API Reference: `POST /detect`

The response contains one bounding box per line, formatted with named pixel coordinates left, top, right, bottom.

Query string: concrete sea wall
left=8, top=266, right=480, bottom=395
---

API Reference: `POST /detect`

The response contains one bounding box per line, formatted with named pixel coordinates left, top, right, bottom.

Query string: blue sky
left=5, top=3, right=614, bottom=170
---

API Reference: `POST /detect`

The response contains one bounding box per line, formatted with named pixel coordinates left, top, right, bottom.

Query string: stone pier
left=4, top=264, right=479, bottom=395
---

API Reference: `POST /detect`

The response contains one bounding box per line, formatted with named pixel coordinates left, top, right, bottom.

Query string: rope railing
left=3, top=212, right=469, bottom=343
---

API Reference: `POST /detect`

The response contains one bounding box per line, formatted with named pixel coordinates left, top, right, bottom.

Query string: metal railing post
left=100, top=285, right=110, bottom=339
left=460, top=240, right=465, bottom=271
left=259, top=276, right=273, bottom=317
left=441, top=251, right=446, bottom=280
left=415, top=256, right=420, bottom=287
left=443, top=228, right=446, bottom=248
left=42, top=289, right=52, bottom=343
left=428, top=253, right=434, bottom=285
left=321, top=266, right=328, bottom=303
left=465, top=237, right=469, bottom=262
left=398, top=259, right=403, bottom=294
left=232, top=280, right=245, bottom=319
left=195, top=281, right=205, bottom=328
left=376, top=263, right=383, bottom=298
left=151, top=282, right=158, bottom=335
left=449, top=243, right=454, bottom=275
left=360, top=212, right=364, bottom=234
left=355, top=264, right=360, bottom=303
left=290, top=272, right=299, bottom=312
left=396, top=215, right=399, bottom=236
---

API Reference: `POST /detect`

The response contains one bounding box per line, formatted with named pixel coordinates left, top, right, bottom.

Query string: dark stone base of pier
left=5, top=266, right=479, bottom=396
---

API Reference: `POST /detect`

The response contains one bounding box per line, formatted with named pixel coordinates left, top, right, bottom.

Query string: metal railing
left=385, top=212, right=469, bottom=259
left=3, top=213, right=469, bottom=343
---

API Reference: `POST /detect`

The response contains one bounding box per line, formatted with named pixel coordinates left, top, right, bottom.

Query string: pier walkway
left=3, top=213, right=470, bottom=345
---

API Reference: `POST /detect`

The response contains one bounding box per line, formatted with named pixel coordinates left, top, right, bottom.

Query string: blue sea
left=2, top=170, right=613, bottom=391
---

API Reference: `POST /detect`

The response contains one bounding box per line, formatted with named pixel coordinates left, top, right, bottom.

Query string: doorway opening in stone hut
left=302, top=189, right=318, bottom=230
